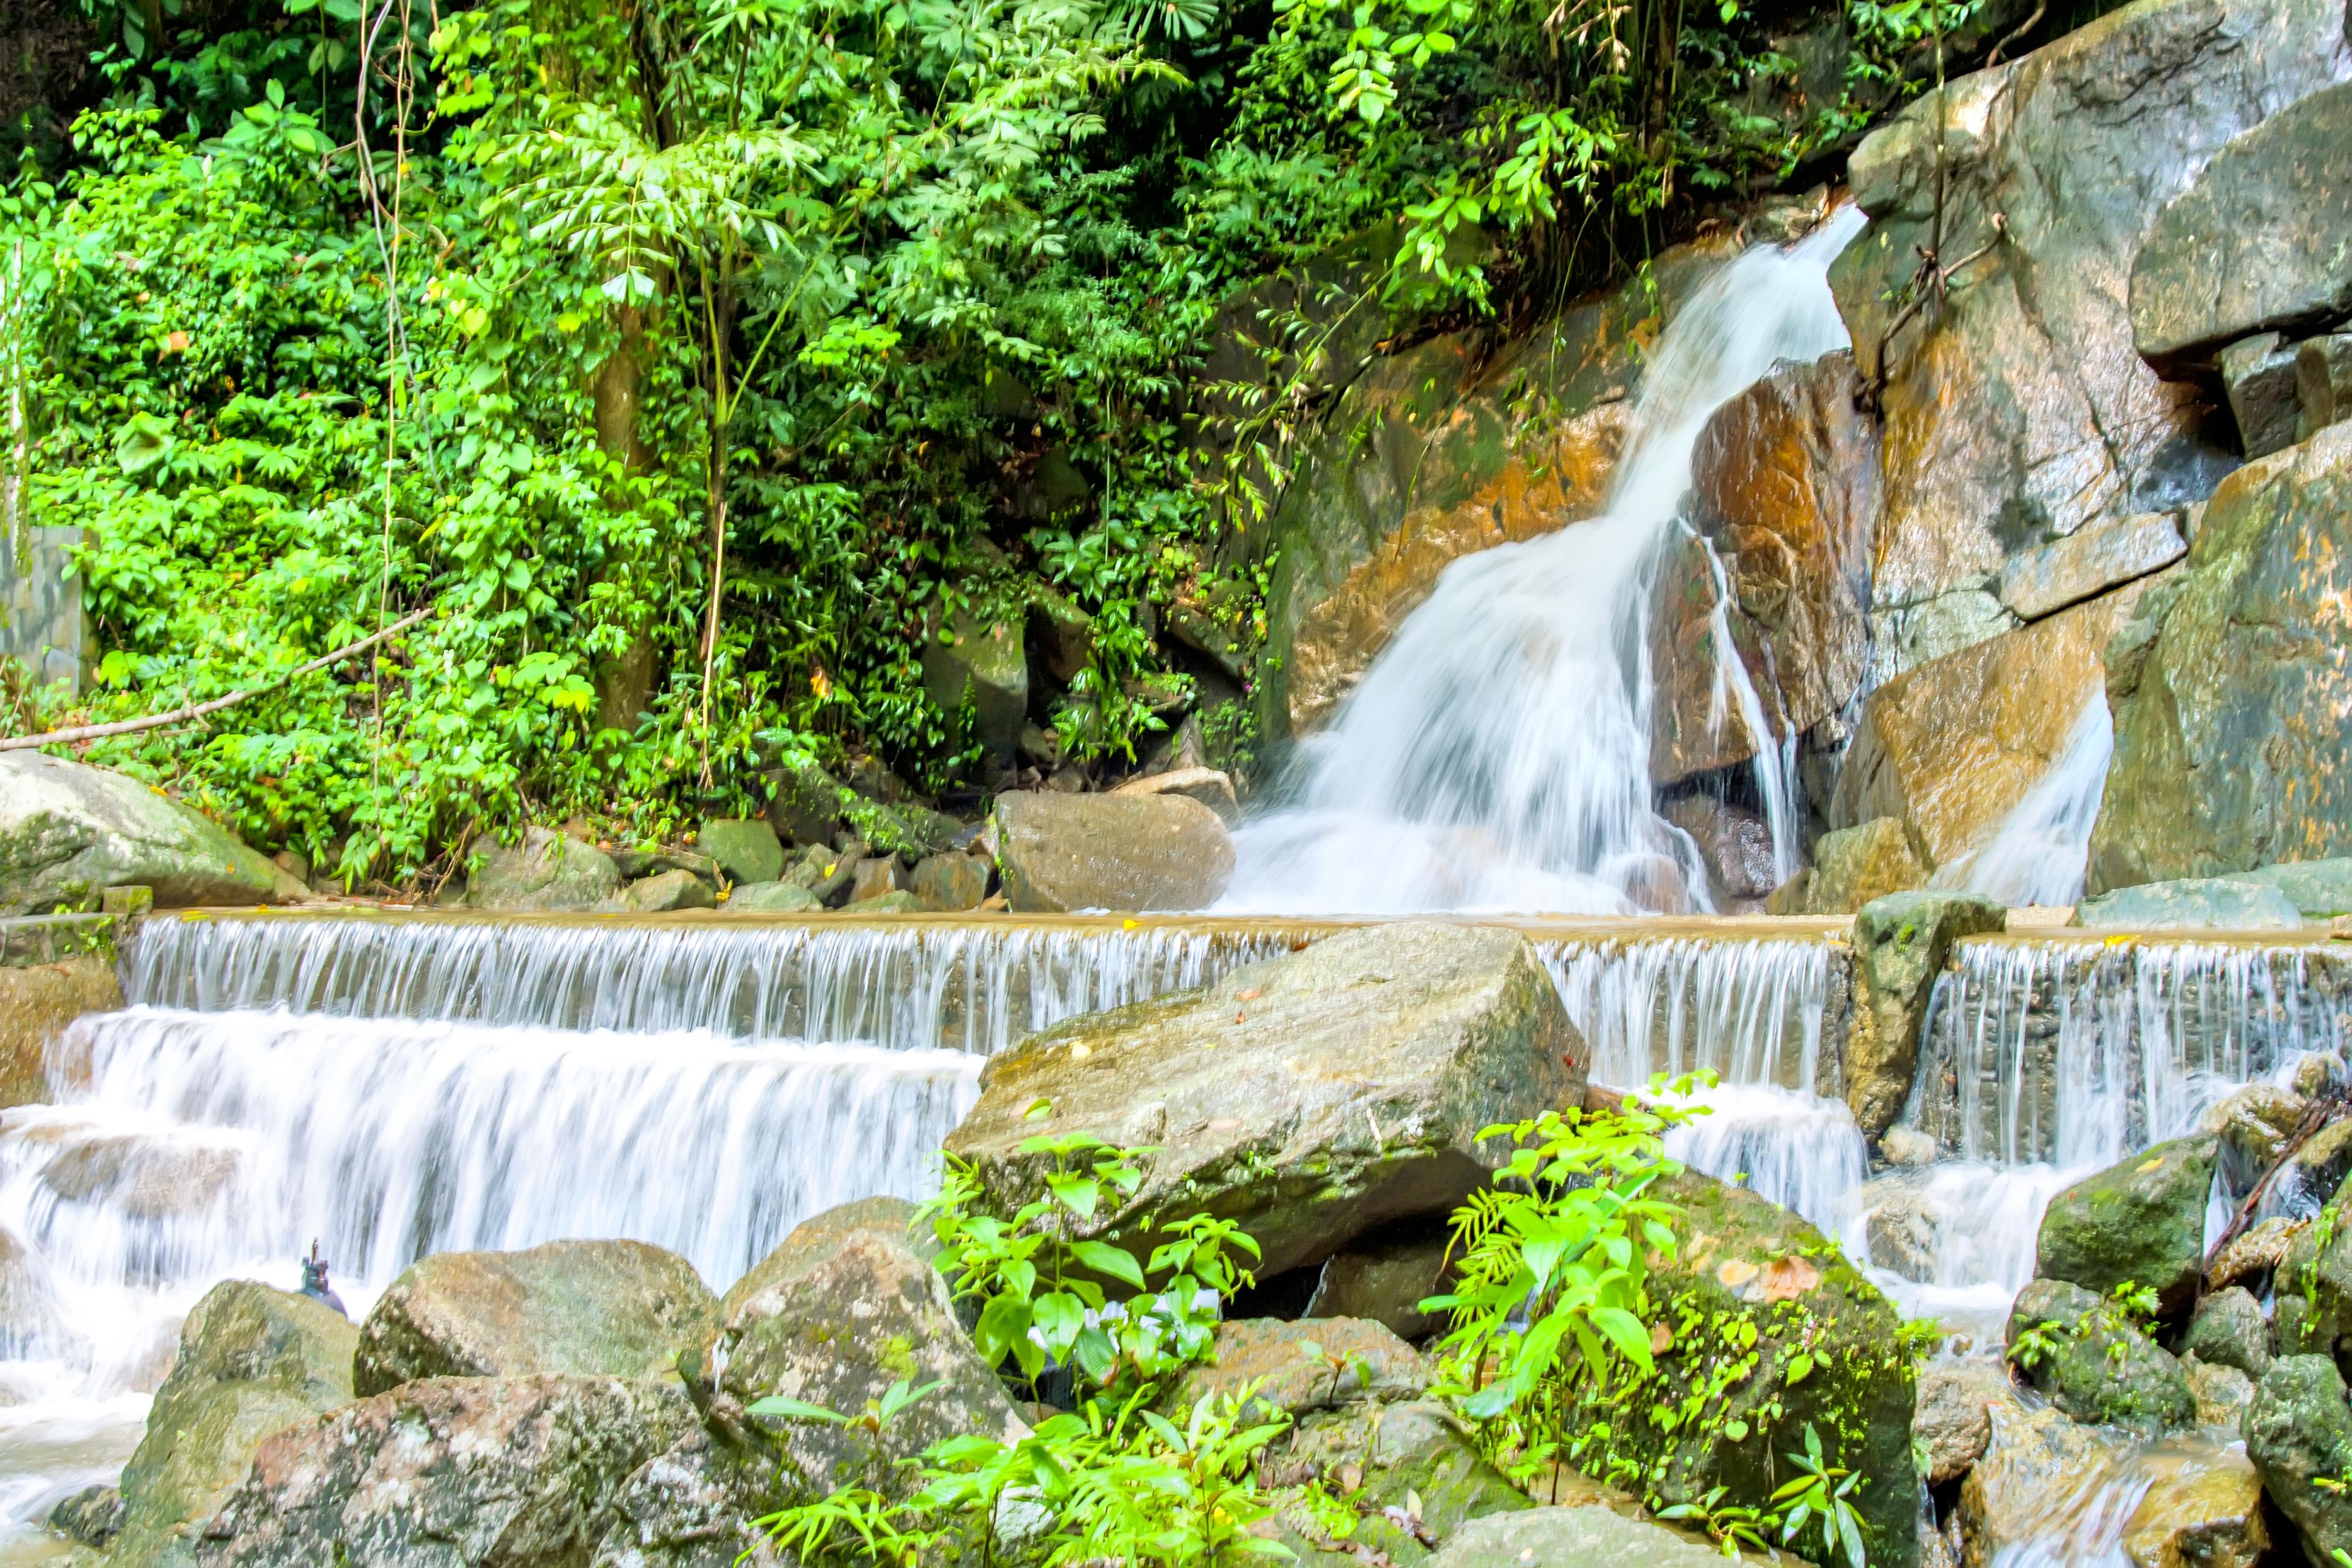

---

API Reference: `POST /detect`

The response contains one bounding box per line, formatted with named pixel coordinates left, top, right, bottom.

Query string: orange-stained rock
left=1833, top=580, right=2154, bottom=871
left=1651, top=350, right=1878, bottom=781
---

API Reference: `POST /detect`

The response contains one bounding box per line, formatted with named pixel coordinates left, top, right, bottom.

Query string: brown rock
left=1164, top=1318, right=1428, bottom=1419
left=1834, top=583, right=2151, bottom=871
left=1958, top=1403, right=2118, bottom=1568
left=1653, top=350, right=1877, bottom=781
left=1913, top=1360, right=2021, bottom=1486
left=1304, top=1232, right=1457, bottom=1339
left=2210, top=1217, right=2301, bottom=1291
left=847, top=857, right=907, bottom=904
left=2120, top=1443, right=2267, bottom=1568
left=1808, top=817, right=1927, bottom=914
left=1111, top=766, right=1240, bottom=823
left=993, top=791, right=1234, bottom=912
left=0, top=955, right=119, bottom=1108
left=908, top=853, right=988, bottom=912
left=1661, top=796, right=1777, bottom=904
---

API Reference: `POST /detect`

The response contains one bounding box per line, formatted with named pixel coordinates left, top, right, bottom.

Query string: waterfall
left=1857, top=936, right=2347, bottom=1327
left=1219, top=204, right=1869, bottom=918
left=1937, top=695, right=2115, bottom=908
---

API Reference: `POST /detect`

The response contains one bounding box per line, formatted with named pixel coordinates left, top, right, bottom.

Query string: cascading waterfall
left=1218, top=204, right=1869, bottom=918
left=1852, top=936, right=2349, bottom=1326
left=0, top=910, right=1852, bottom=1544
left=1936, top=694, right=2115, bottom=908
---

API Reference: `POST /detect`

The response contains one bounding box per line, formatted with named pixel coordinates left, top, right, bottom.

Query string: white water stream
left=1220, top=205, right=1869, bottom=918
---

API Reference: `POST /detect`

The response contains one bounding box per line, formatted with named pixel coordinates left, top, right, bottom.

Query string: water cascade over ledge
left=1219, top=206, right=1870, bottom=918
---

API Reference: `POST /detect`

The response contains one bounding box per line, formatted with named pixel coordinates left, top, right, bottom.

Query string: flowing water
left=1937, top=695, right=2115, bottom=909
left=1219, top=205, right=1870, bottom=918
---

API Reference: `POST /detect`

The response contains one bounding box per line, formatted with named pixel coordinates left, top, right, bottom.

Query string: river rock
left=943, top=922, right=1579, bottom=1277
left=2130, top=80, right=2352, bottom=373
left=2074, top=877, right=2303, bottom=930
left=2186, top=1287, right=2275, bottom=1382
left=1253, top=244, right=1728, bottom=741
left=908, top=852, right=988, bottom=911
left=1267, top=1399, right=1532, bottom=1559
left=1914, top=1360, right=2020, bottom=1486
left=2220, top=333, right=2306, bottom=459
left=195, top=1374, right=694, bottom=1568
left=1304, top=1230, right=1455, bottom=1339
left=843, top=889, right=922, bottom=915
left=921, top=602, right=1027, bottom=765
left=589, top=1423, right=791, bottom=1568
left=1996, top=511, right=2187, bottom=622
left=1808, top=817, right=1927, bottom=915
left=1651, top=350, right=1876, bottom=781
left=2035, top=1135, right=2216, bottom=1312
left=2201, top=1082, right=2307, bottom=1192
left=697, top=818, right=785, bottom=886
left=111, top=1281, right=357, bottom=1568
left=2005, top=1278, right=2195, bottom=1435
left=2118, top=1443, right=2268, bottom=1568
left=1846, top=891, right=2007, bottom=1141
left=1831, top=0, right=2347, bottom=620
left=2092, top=425, right=2352, bottom=891
left=2238, top=857, right=2352, bottom=916
left=1165, top=1318, right=1427, bottom=1421
left=1659, top=795, right=1777, bottom=904
left=722, top=880, right=822, bottom=914
left=2306, top=333, right=2352, bottom=438
left=0, top=955, right=119, bottom=1106
left=2184, top=1354, right=2257, bottom=1434
left=2246, top=1355, right=2352, bottom=1565
left=1111, top=766, right=1241, bottom=824
left=0, top=753, right=304, bottom=915
left=1834, top=588, right=2147, bottom=874
left=465, top=826, right=621, bottom=912
left=992, top=791, right=1233, bottom=912
left=615, top=869, right=716, bottom=913
left=1956, top=1402, right=2116, bottom=1568
left=353, top=1239, right=720, bottom=1397
left=2210, top=1216, right=2299, bottom=1292
left=1416, top=1504, right=1727, bottom=1568
left=701, top=1196, right=1024, bottom=1497
left=1597, top=1171, right=1918, bottom=1567
left=50, top=1485, right=123, bottom=1547
left=1861, top=1172, right=1940, bottom=1282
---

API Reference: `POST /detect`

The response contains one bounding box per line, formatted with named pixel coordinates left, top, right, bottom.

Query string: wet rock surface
left=0, top=953, right=119, bottom=1107
left=354, top=1239, right=721, bottom=1397
left=2004, top=1278, right=2195, bottom=1435
left=2246, top=1354, right=2352, bottom=1564
left=2034, top=1135, right=2217, bottom=1310
left=944, top=922, right=1580, bottom=1277
left=1846, top=891, right=2007, bottom=1140
left=992, top=790, right=1235, bottom=912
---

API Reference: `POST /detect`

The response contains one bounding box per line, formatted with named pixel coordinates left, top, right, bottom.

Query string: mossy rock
left=1576, top=1171, right=1919, bottom=1568
left=2034, top=1134, right=2216, bottom=1313
left=2247, top=1354, right=2352, bottom=1566
left=2004, top=1277, right=2194, bottom=1436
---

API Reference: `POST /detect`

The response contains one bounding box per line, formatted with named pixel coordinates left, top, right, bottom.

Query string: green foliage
left=921, top=1122, right=1259, bottom=1391
left=1768, top=1422, right=1868, bottom=1568
left=759, top=1383, right=1295, bottom=1566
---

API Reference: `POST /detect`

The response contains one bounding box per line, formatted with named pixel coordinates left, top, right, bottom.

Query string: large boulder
left=2239, top=856, right=2352, bottom=916
left=195, top=1375, right=694, bottom=1568
left=699, top=1197, right=1024, bottom=1497
left=2130, top=80, right=2352, bottom=373
left=1805, top=816, right=1926, bottom=915
left=0, top=753, right=302, bottom=915
left=2004, top=1277, right=2195, bottom=1435
left=465, top=827, right=621, bottom=912
left=111, top=1281, right=358, bottom=1568
left=1267, top=1399, right=1532, bottom=1560
left=1995, top=509, right=2187, bottom=622
left=1846, top=892, right=2006, bottom=1142
left=1416, top=1505, right=1730, bottom=1568
left=696, top=819, right=785, bottom=886
left=1304, top=1230, right=1455, bottom=1339
left=2247, top=1355, right=2352, bottom=1566
left=590, top=1425, right=791, bottom=1568
left=2092, top=425, right=2352, bottom=890
left=0, top=953, right=119, bottom=1107
left=1253, top=244, right=1728, bottom=742
left=353, top=1239, right=721, bottom=1397
left=992, top=791, right=1233, bottom=912
left=1831, top=0, right=2348, bottom=648
left=1832, top=586, right=2149, bottom=875
left=1650, top=351, right=1877, bottom=781
left=2073, top=876, right=2304, bottom=930
left=2186, top=1287, right=2274, bottom=1382
left=943, top=922, right=1580, bottom=1277
left=2034, top=1134, right=2217, bottom=1312
left=1587, top=1172, right=1919, bottom=1568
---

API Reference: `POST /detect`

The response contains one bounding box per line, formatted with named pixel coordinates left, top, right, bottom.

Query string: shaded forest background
left=0, top=0, right=2025, bottom=886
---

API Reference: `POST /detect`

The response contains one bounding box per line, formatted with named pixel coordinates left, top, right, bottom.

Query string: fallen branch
left=2200, top=1086, right=2349, bottom=1296
left=0, top=604, right=434, bottom=753
left=1857, top=215, right=2008, bottom=413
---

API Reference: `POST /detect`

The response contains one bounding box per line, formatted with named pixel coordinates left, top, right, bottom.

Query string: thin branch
left=0, top=606, right=434, bottom=753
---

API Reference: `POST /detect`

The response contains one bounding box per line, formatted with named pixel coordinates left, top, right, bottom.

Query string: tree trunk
left=590, top=304, right=659, bottom=735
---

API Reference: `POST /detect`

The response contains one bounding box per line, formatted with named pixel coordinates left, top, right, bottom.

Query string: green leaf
left=1046, top=1172, right=1100, bottom=1219
left=1785, top=1353, right=1815, bottom=1387
left=1068, top=1240, right=1146, bottom=1290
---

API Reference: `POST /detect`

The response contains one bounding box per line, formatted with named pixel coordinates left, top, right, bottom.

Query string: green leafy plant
left=1768, top=1423, right=1868, bottom=1568
left=1656, top=1485, right=1777, bottom=1558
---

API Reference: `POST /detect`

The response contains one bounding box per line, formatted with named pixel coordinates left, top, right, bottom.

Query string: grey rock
left=112, top=1282, right=357, bottom=1568
left=1164, top=1318, right=1428, bottom=1420
left=909, top=852, right=988, bottom=912
left=590, top=1425, right=789, bottom=1568
left=993, top=790, right=1235, bottom=912
left=2035, top=1134, right=2217, bottom=1312
left=2239, top=856, right=2352, bottom=915
left=1996, top=511, right=2186, bottom=621
left=1268, top=1400, right=1533, bottom=1559
left=2074, top=877, right=2304, bottom=930
left=841, top=890, right=923, bottom=915
left=615, top=869, right=716, bottom=913
left=1860, top=1171, right=1939, bottom=1283
left=465, top=827, right=621, bottom=912
left=0, top=753, right=303, bottom=915
left=2184, top=1287, right=2273, bottom=1382
left=762, top=760, right=848, bottom=848
left=2131, top=80, right=2352, bottom=373
left=2219, top=332, right=2305, bottom=459
left=2246, top=1354, right=2352, bottom=1566
left=2305, top=333, right=2352, bottom=438
left=944, top=922, right=1581, bottom=1278
left=722, top=881, right=823, bottom=914
left=1848, top=892, right=2007, bottom=1141
left=1865, top=589, right=2016, bottom=689
left=1416, top=1503, right=1736, bottom=1568
left=1305, top=1232, right=1455, bottom=1339
left=608, top=849, right=720, bottom=885
left=922, top=603, right=1027, bottom=765
left=697, top=819, right=785, bottom=886
left=1110, top=766, right=1240, bottom=824
left=1913, top=1360, right=2019, bottom=1487
left=196, top=1375, right=694, bottom=1568
left=2201, top=1081, right=2307, bottom=1192
left=50, top=1484, right=123, bottom=1547
left=353, top=1238, right=720, bottom=1397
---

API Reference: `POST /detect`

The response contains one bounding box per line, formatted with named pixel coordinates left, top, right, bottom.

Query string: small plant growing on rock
left=1769, top=1423, right=1867, bottom=1568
